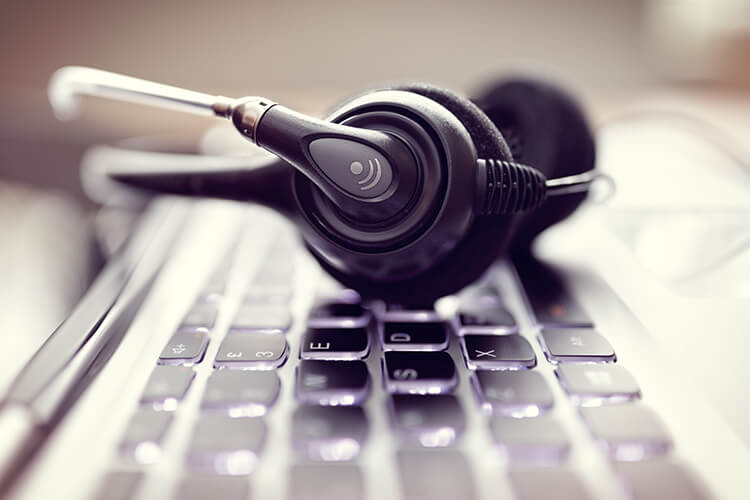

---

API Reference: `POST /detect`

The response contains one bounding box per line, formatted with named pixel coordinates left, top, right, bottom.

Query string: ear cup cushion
left=473, top=79, right=596, bottom=251
left=313, top=84, right=524, bottom=306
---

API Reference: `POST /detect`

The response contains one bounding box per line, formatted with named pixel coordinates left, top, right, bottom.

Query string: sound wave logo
left=349, top=158, right=382, bottom=191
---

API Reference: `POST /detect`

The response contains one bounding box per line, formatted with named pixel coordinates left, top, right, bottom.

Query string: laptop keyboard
left=90, top=223, right=712, bottom=500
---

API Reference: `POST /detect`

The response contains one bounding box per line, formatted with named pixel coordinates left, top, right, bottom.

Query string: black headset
left=50, top=67, right=597, bottom=306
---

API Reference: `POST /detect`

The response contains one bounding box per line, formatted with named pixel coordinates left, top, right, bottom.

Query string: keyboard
left=9, top=201, right=719, bottom=500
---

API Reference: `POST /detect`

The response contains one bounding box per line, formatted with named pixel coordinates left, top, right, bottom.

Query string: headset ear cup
left=473, top=79, right=596, bottom=251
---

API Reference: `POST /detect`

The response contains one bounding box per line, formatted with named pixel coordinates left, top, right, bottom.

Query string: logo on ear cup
left=349, top=158, right=383, bottom=191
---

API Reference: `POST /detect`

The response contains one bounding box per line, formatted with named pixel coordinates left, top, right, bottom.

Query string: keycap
left=296, top=360, right=371, bottom=405
left=288, top=464, right=365, bottom=500
left=540, top=328, right=616, bottom=363
left=581, top=403, right=672, bottom=460
left=615, top=460, right=710, bottom=500
left=140, top=366, right=194, bottom=411
left=300, top=327, right=370, bottom=360
left=187, top=416, right=266, bottom=474
left=158, top=331, right=209, bottom=365
left=397, top=449, right=477, bottom=500
left=308, top=301, right=371, bottom=328
left=473, top=370, right=554, bottom=417
left=514, top=254, right=593, bottom=328
left=214, top=333, right=288, bottom=370
left=490, top=415, right=570, bottom=462
left=382, top=351, right=457, bottom=394
left=172, top=475, right=249, bottom=500
left=179, top=303, right=219, bottom=331
left=202, top=370, right=280, bottom=417
left=229, top=304, right=292, bottom=334
left=390, top=395, right=466, bottom=447
left=509, top=465, right=592, bottom=500
left=119, top=410, right=172, bottom=463
left=91, top=470, right=143, bottom=500
left=462, top=334, right=536, bottom=370
left=244, top=284, right=293, bottom=305
left=292, top=405, right=369, bottom=461
left=457, top=304, right=518, bottom=334
left=381, top=321, right=449, bottom=351
left=556, top=364, right=641, bottom=405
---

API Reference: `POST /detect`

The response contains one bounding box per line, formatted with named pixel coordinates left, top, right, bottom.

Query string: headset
left=49, top=67, right=599, bottom=306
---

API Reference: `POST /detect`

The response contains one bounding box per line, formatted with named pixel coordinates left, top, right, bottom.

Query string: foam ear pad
left=472, top=79, right=596, bottom=251
left=313, top=84, right=525, bottom=306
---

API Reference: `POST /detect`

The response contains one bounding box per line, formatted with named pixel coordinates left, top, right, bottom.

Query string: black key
left=556, top=364, right=640, bottom=405
left=490, top=415, right=570, bottom=462
left=308, top=301, right=371, bottom=328
left=140, top=366, right=194, bottom=411
left=214, top=333, right=288, bottom=370
left=509, top=465, right=593, bottom=500
left=615, top=461, right=711, bottom=500
left=381, top=321, right=449, bottom=351
left=180, top=303, right=219, bottom=331
left=390, top=395, right=466, bottom=447
left=300, top=327, right=370, bottom=360
left=296, top=360, right=370, bottom=405
left=473, top=370, right=554, bottom=417
left=581, top=403, right=672, bottom=460
left=202, top=370, right=280, bottom=416
left=91, top=470, right=143, bottom=500
left=397, top=449, right=477, bottom=500
left=457, top=304, right=518, bottom=334
left=514, top=254, right=593, bottom=328
left=462, top=334, right=536, bottom=370
left=292, top=405, right=369, bottom=461
left=382, top=351, right=457, bottom=395
left=229, top=304, right=292, bottom=334
left=158, top=331, right=209, bottom=365
left=540, top=328, right=616, bottom=363
left=172, top=475, right=249, bottom=500
left=288, top=464, right=364, bottom=500
left=119, top=410, right=172, bottom=463
left=187, top=415, right=266, bottom=474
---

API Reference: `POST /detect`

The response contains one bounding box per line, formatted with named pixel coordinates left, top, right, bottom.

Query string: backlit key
left=140, top=366, right=194, bottom=411
left=390, top=394, right=466, bottom=447
left=158, top=331, right=208, bottom=365
left=473, top=370, right=554, bottom=417
left=382, top=351, right=457, bottom=395
left=292, top=405, right=369, bottom=461
left=539, top=328, right=616, bottom=363
left=201, top=370, right=280, bottom=416
left=296, top=360, right=370, bottom=406
left=214, top=333, right=288, bottom=370
left=556, top=364, right=640, bottom=405
left=490, top=415, right=570, bottom=462
left=462, top=334, right=536, bottom=370
left=381, top=321, right=449, bottom=351
left=187, top=416, right=266, bottom=474
left=300, top=327, right=370, bottom=360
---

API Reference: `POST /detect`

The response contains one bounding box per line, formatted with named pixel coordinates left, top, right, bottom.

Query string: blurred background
left=1, top=0, right=750, bottom=388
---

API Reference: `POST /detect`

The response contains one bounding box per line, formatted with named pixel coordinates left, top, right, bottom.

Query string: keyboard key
left=581, top=403, right=672, bottom=460
left=119, top=410, right=172, bottom=463
left=187, top=416, right=266, bottom=474
left=214, top=333, right=288, bottom=370
left=381, top=321, right=449, bottom=351
left=382, top=351, right=457, bottom=395
left=179, top=303, right=219, bottom=331
left=91, top=470, right=143, bottom=500
left=556, top=364, right=641, bottom=405
left=615, top=460, right=710, bottom=500
left=457, top=304, right=518, bottom=334
left=539, top=328, right=616, bottom=363
left=490, top=415, right=570, bottom=462
left=509, top=465, right=592, bottom=500
left=514, top=254, right=593, bottom=328
left=172, top=475, right=249, bottom=500
left=473, top=370, right=554, bottom=417
left=140, top=366, right=194, bottom=411
left=158, top=331, right=209, bottom=365
left=296, top=360, right=371, bottom=405
left=292, top=405, right=369, bottom=461
left=390, top=395, right=466, bottom=447
left=300, top=327, right=370, bottom=360
left=308, top=301, right=371, bottom=328
left=462, top=334, right=536, bottom=370
left=202, top=370, right=280, bottom=416
left=288, top=464, right=364, bottom=500
left=229, top=304, right=292, bottom=334
left=397, top=449, right=477, bottom=500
